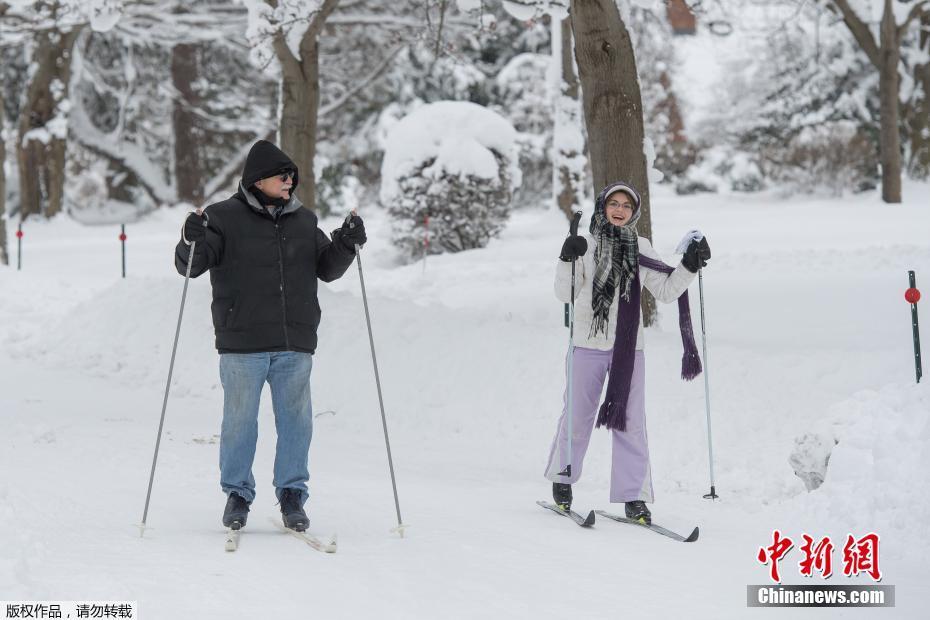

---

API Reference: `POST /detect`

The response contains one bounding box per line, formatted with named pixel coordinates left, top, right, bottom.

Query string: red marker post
left=906, top=271, right=922, bottom=383
left=422, top=214, right=430, bottom=274
left=15, top=222, right=23, bottom=271
left=120, top=224, right=127, bottom=278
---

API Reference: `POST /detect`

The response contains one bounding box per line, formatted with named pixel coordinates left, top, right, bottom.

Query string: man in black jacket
left=175, top=140, right=366, bottom=532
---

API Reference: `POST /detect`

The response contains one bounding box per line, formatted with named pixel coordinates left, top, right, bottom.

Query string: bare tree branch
left=829, top=0, right=881, bottom=68
left=897, top=0, right=930, bottom=41
left=319, top=43, right=405, bottom=117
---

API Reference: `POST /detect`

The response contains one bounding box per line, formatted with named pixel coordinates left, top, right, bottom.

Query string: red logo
left=758, top=531, right=882, bottom=582
left=757, top=530, right=794, bottom=583
left=842, top=533, right=882, bottom=581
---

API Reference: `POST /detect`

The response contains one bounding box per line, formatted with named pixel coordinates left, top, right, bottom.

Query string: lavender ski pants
left=544, top=347, right=654, bottom=503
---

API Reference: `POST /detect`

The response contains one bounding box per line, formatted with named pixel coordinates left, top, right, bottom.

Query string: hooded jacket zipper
left=274, top=217, right=290, bottom=350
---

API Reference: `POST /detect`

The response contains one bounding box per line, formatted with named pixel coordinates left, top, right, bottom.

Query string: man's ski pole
left=139, top=214, right=205, bottom=536
left=348, top=213, right=407, bottom=537
left=559, top=211, right=583, bottom=479
left=698, top=268, right=718, bottom=500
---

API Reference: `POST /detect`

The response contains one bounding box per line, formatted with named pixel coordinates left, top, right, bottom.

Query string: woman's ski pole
left=560, top=211, right=583, bottom=479
left=698, top=268, right=718, bottom=500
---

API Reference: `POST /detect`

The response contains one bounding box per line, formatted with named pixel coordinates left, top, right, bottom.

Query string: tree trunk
left=277, top=49, right=319, bottom=210
left=272, top=0, right=339, bottom=211
left=172, top=41, right=206, bottom=205
left=0, top=87, right=7, bottom=266
left=908, top=12, right=930, bottom=179
left=570, top=0, right=656, bottom=325
left=16, top=27, right=82, bottom=218
left=556, top=16, right=586, bottom=221
left=878, top=0, right=902, bottom=203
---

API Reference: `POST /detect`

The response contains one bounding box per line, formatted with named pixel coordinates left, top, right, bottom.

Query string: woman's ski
left=594, top=510, right=699, bottom=542
left=537, top=500, right=595, bottom=527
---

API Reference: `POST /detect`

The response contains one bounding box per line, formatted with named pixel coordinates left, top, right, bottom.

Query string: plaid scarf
left=588, top=184, right=642, bottom=339
left=586, top=182, right=703, bottom=432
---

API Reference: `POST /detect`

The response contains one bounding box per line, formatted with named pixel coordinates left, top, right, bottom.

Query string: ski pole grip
left=569, top=211, right=582, bottom=236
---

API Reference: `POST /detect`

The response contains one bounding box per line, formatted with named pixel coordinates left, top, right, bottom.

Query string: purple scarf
left=595, top=254, right=703, bottom=432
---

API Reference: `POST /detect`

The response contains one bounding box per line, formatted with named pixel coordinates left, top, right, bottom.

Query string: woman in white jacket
left=544, top=181, right=711, bottom=524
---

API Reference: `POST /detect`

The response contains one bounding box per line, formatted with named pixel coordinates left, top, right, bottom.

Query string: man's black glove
left=559, top=235, right=588, bottom=262
left=333, top=213, right=367, bottom=252
left=183, top=211, right=207, bottom=245
left=681, top=236, right=711, bottom=273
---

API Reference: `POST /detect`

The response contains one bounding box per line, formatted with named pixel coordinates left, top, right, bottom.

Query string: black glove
left=333, top=213, right=367, bottom=252
left=559, top=235, right=588, bottom=262
left=681, top=237, right=711, bottom=273
left=183, top=211, right=207, bottom=245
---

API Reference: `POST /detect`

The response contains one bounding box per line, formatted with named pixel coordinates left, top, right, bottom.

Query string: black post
left=909, top=271, right=922, bottom=384
left=120, top=224, right=127, bottom=278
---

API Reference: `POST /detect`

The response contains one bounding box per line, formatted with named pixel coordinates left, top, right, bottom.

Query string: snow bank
left=790, top=381, right=930, bottom=540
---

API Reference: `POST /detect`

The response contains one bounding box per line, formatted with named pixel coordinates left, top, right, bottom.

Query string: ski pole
left=348, top=212, right=407, bottom=537
left=139, top=213, right=206, bottom=537
left=559, top=211, right=583, bottom=479
left=698, top=268, right=718, bottom=500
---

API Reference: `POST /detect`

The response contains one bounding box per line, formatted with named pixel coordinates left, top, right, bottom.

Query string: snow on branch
left=241, top=0, right=340, bottom=68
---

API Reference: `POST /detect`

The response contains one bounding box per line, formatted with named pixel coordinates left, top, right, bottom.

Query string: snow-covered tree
left=823, top=0, right=930, bottom=202
left=381, top=101, right=522, bottom=260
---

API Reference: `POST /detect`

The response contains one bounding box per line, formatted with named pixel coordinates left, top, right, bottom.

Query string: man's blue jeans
left=219, top=351, right=313, bottom=505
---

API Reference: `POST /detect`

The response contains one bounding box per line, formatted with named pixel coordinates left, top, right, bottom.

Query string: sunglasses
left=277, top=171, right=295, bottom=182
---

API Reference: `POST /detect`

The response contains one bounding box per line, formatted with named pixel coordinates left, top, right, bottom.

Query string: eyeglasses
left=605, top=202, right=634, bottom=211
left=277, top=171, right=295, bottom=182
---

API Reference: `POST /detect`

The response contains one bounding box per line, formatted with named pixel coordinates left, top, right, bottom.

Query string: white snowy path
left=1, top=185, right=928, bottom=618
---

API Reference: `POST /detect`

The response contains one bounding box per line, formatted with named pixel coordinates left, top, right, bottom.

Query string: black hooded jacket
left=174, top=140, right=355, bottom=354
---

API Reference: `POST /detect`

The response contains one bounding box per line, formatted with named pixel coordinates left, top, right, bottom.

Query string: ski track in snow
left=2, top=185, right=929, bottom=618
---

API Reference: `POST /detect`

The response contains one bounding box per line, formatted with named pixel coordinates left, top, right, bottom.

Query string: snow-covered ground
left=2, top=182, right=928, bottom=618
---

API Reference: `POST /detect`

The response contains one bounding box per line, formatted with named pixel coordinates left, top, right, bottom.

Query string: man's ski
left=224, top=527, right=240, bottom=552
left=537, top=500, right=595, bottom=527
left=269, top=517, right=337, bottom=553
left=595, top=510, right=699, bottom=543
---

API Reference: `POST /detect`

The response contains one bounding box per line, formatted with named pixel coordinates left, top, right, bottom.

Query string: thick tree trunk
left=172, top=41, right=206, bottom=205
left=16, top=27, right=82, bottom=218
left=878, top=0, right=902, bottom=203
left=277, top=48, right=319, bottom=210
left=570, top=0, right=656, bottom=325
left=556, top=16, right=585, bottom=221
left=272, top=0, right=339, bottom=211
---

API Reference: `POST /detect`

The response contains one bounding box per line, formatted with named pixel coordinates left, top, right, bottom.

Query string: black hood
left=241, top=140, right=299, bottom=191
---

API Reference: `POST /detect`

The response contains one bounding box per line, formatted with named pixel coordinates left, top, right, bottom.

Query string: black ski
left=595, top=510, right=699, bottom=543
left=537, top=500, right=595, bottom=527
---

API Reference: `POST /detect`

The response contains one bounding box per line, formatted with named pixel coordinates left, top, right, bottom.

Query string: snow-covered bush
left=381, top=101, right=522, bottom=261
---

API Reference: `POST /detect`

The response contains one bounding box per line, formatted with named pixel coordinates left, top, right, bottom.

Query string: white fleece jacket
left=554, top=234, right=696, bottom=351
